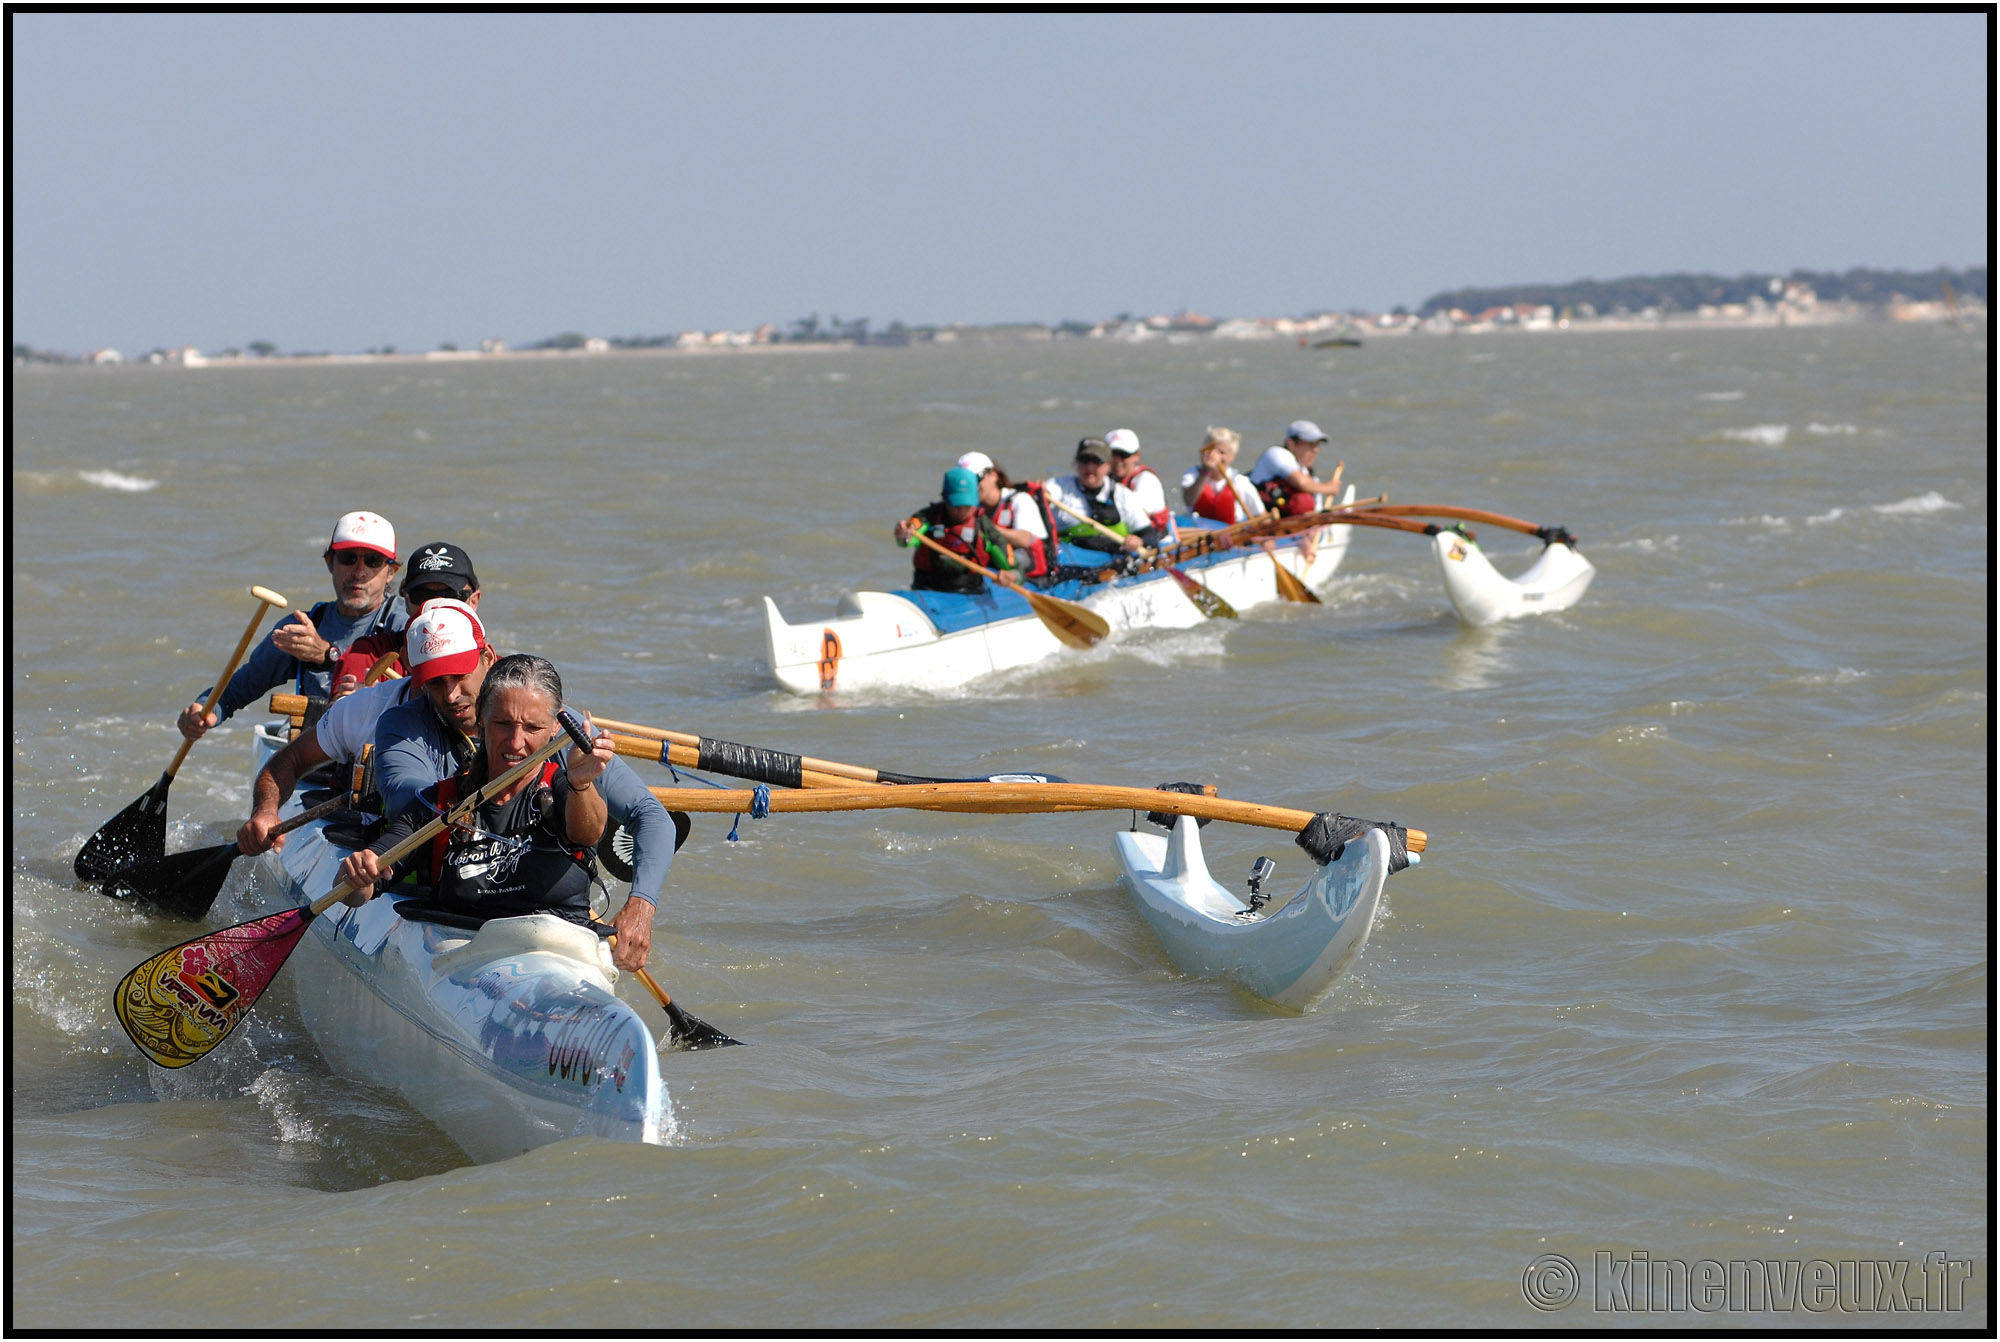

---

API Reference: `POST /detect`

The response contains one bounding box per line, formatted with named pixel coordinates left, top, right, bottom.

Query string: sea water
left=10, top=324, right=1988, bottom=1327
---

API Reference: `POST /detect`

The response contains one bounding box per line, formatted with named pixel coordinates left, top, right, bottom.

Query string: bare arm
left=238, top=730, right=331, bottom=854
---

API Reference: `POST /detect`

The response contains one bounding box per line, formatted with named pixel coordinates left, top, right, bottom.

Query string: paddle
left=589, top=716, right=1069, bottom=790
left=76, top=585, right=289, bottom=883
left=102, top=793, right=358, bottom=919
left=1346, top=504, right=1577, bottom=546
left=1266, top=543, right=1322, bottom=604
left=630, top=961, right=740, bottom=1050
left=1045, top=495, right=1237, bottom=619
left=644, top=780, right=1427, bottom=852
left=906, top=530, right=1110, bottom=649
left=113, top=717, right=582, bottom=1069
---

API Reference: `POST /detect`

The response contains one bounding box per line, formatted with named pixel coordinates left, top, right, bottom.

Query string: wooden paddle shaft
left=646, top=781, right=1426, bottom=852
left=1048, top=493, right=1141, bottom=550
left=168, top=585, right=289, bottom=777
left=362, top=650, right=403, bottom=686
left=908, top=530, right=1108, bottom=648
left=604, top=732, right=879, bottom=791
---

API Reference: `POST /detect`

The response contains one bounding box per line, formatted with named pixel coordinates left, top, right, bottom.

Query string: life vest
left=912, top=504, right=1013, bottom=594
left=1057, top=483, right=1127, bottom=541
left=989, top=483, right=1059, bottom=578
left=1257, top=475, right=1320, bottom=517
left=1191, top=474, right=1245, bottom=526
left=1121, top=464, right=1174, bottom=535
left=423, top=761, right=596, bottom=920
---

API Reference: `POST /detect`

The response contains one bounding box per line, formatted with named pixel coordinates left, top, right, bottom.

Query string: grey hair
left=475, top=653, right=564, bottom=723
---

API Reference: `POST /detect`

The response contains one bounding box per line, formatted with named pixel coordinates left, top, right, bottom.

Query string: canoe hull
left=765, top=499, right=1356, bottom=695
left=1433, top=531, right=1595, bottom=625
left=254, top=727, right=668, bottom=1163
left=1113, top=816, right=1390, bottom=1010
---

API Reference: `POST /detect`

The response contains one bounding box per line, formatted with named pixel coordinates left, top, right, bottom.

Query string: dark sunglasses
left=332, top=550, right=392, bottom=570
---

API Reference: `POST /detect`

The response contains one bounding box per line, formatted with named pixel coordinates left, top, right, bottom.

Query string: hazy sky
left=13, top=12, right=1988, bottom=354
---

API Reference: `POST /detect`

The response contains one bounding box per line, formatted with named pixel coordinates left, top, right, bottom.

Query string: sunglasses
left=332, top=550, right=392, bottom=570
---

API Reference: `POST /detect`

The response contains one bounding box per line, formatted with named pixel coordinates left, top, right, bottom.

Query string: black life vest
left=912, top=504, right=1013, bottom=594
left=423, top=761, right=596, bottom=922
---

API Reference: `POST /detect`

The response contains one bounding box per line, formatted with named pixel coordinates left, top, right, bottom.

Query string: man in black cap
left=1042, top=436, right=1160, bottom=556
left=331, top=540, right=479, bottom=695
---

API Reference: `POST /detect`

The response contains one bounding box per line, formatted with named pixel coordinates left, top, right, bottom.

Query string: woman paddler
left=334, top=654, right=617, bottom=926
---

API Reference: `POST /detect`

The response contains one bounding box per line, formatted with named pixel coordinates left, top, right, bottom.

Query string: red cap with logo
left=405, top=598, right=487, bottom=686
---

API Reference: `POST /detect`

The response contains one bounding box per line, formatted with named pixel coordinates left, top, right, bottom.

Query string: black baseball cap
left=401, top=541, right=478, bottom=596
left=1075, top=436, right=1109, bottom=463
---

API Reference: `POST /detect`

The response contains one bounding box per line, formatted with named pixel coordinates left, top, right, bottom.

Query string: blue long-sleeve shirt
left=371, top=695, right=673, bottom=906
left=199, top=598, right=406, bottom=721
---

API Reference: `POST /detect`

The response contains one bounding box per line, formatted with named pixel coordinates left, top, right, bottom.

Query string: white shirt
left=1178, top=465, right=1265, bottom=521
left=993, top=488, right=1048, bottom=539
left=1043, top=473, right=1153, bottom=534
left=314, top=677, right=414, bottom=763
left=1119, top=465, right=1170, bottom=519
left=1249, top=445, right=1305, bottom=486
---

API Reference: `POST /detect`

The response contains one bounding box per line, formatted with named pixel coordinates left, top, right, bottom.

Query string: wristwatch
left=322, top=643, right=340, bottom=669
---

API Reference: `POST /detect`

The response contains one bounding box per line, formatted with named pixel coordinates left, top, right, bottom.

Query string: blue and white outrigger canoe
left=764, top=488, right=1360, bottom=694
left=250, top=727, right=669, bottom=1162
left=1112, top=815, right=1414, bottom=1010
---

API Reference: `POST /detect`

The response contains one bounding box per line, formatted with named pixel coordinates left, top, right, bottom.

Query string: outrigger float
left=764, top=492, right=1594, bottom=694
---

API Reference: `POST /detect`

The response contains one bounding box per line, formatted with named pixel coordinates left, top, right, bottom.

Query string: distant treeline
left=1418, top=266, right=1987, bottom=317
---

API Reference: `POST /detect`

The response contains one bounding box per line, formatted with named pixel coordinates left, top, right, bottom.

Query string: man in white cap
left=176, top=510, right=408, bottom=742
left=1105, top=428, right=1177, bottom=543
left=1249, top=421, right=1345, bottom=517
left=364, top=600, right=677, bottom=971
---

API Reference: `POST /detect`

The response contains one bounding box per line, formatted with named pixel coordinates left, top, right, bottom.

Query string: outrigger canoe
left=1113, top=813, right=1415, bottom=1010
left=764, top=487, right=1359, bottom=694
left=247, top=726, right=670, bottom=1162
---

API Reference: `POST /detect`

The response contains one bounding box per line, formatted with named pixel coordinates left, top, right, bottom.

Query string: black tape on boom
left=1296, top=813, right=1410, bottom=873
left=697, top=738, right=806, bottom=790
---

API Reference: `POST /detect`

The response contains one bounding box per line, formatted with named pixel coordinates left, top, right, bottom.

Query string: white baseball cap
left=329, top=510, right=397, bottom=560
left=405, top=598, right=487, bottom=686
left=1286, top=420, right=1327, bottom=444
left=956, top=451, right=995, bottom=476
left=1105, top=428, right=1141, bottom=456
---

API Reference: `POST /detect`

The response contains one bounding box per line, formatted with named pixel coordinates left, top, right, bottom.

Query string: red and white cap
left=405, top=598, right=486, bottom=686
left=1105, top=428, right=1141, bottom=456
left=956, top=451, right=995, bottom=476
left=329, top=510, right=397, bottom=560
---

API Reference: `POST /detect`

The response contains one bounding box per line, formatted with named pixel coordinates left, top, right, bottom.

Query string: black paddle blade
left=75, top=772, right=173, bottom=883
left=665, top=1002, right=743, bottom=1050
left=596, top=812, right=692, bottom=883
left=104, top=842, right=242, bottom=921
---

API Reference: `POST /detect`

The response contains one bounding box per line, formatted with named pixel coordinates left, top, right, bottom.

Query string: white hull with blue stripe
left=251, top=727, right=669, bottom=1163
left=765, top=488, right=1358, bottom=695
left=1113, top=816, right=1400, bottom=1010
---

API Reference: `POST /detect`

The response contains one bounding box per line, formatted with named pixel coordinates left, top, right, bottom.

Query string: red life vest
left=1122, top=464, right=1174, bottom=534
left=912, top=504, right=1013, bottom=593
left=1257, top=475, right=1321, bottom=517
left=1191, top=474, right=1245, bottom=525
left=986, top=483, right=1058, bottom=578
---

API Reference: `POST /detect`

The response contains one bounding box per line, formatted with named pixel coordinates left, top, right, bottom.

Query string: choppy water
left=10, top=325, right=1988, bottom=1328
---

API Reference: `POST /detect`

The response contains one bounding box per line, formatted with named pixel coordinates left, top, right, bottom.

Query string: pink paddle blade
left=113, top=906, right=314, bottom=1069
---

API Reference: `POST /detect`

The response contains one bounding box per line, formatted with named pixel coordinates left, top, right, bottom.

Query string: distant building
left=89, top=348, right=122, bottom=364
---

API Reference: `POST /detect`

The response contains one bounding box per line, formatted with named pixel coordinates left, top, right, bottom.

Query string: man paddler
left=892, top=466, right=1022, bottom=594
left=364, top=600, right=673, bottom=970
left=1105, top=429, right=1178, bottom=545
left=1042, top=437, right=1158, bottom=557
left=1248, top=420, right=1346, bottom=564
left=176, top=510, right=408, bottom=741
left=234, top=548, right=483, bottom=858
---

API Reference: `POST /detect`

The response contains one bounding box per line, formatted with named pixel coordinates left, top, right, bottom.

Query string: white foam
left=1806, top=507, right=1846, bottom=526
left=76, top=468, right=159, bottom=492
left=1805, top=422, right=1859, bottom=436
left=1697, top=390, right=1746, bottom=402
left=1872, top=491, right=1962, bottom=516
left=1719, top=424, right=1789, bottom=447
left=1722, top=514, right=1790, bottom=530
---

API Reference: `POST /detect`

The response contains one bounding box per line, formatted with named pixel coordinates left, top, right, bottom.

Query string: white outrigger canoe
left=249, top=727, right=669, bottom=1162
left=1431, top=528, right=1595, bottom=626
left=1112, top=814, right=1415, bottom=1010
left=764, top=486, right=1360, bottom=694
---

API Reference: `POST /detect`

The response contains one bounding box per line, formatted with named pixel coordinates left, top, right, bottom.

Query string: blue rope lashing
left=727, top=785, right=773, bottom=843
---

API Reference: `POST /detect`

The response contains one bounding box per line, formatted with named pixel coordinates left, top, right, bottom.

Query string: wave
left=76, top=469, right=159, bottom=492
left=1697, top=390, right=1746, bottom=402
left=1718, top=424, right=1789, bottom=447
left=1872, top=491, right=1962, bottom=516
left=1805, top=422, right=1859, bottom=436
